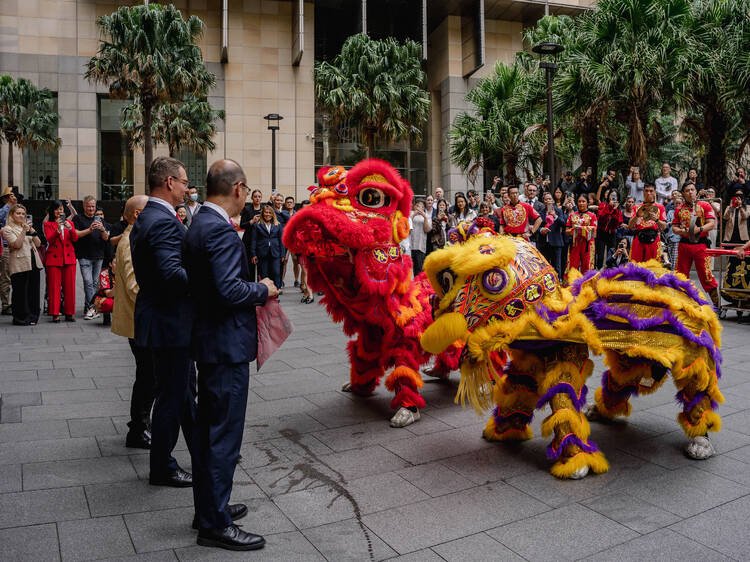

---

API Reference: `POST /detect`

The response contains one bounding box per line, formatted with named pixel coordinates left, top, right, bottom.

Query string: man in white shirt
left=654, top=163, right=678, bottom=205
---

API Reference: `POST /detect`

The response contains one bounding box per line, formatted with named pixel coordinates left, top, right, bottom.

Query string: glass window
left=98, top=97, right=134, bottom=201
left=24, top=96, right=59, bottom=200
left=176, top=148, right=208, bottom=200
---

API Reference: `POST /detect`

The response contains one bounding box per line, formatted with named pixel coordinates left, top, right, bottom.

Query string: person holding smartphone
left=72, top=196, right=110, bottom=319
left=44, top=200, right=79, bottom=322
left=1, top=204, right=43, bottom=325
left=727, top=167, right=749, bottom=203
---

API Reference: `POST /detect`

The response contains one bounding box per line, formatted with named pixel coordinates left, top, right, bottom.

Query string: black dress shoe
left=64, top=315, right=76, bottom=322
left=192, top=503, right=248, bottom=529
left=149, top=467, right=193, bottom=487
left=197, top=524, right=265, bottom=551
left=125, top=429, right=151, bottom=449
left=51, top=316, right=60, bottom=323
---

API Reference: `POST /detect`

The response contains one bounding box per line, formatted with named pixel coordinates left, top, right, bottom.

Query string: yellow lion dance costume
left=421, top=226, right=722, bottom=479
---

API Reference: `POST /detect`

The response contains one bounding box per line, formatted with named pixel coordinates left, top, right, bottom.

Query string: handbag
left=636, top=229, right=658, bottom=244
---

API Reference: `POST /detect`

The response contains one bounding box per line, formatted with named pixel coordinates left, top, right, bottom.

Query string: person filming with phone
left=72, top=195, right=110, bottom=320
left=727, top=167, right=750, bottom=203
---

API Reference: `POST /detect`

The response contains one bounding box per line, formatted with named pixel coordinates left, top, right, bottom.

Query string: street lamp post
left=264, top=113, right=283, bottom=193
left=532, top=42, right=564, bottom=186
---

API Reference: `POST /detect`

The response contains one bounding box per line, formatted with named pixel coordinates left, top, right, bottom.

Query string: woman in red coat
left=44, top=200, right=78, bottom=322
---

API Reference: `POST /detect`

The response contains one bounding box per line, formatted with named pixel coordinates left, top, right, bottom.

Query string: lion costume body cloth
left=421, top=230, right=722, bottom=478
left=283, top=159, right=459, bottom=413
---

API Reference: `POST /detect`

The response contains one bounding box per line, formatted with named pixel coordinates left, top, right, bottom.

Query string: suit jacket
left=183, top=206, right=269, bottom=364
left=111, top=224, right=139, bottom=340
left=249, top=221, right=285, bottom=259
left=545, top=206, right=568, bottom=248
left=43, top=220, right=78, bottom=266
left=130, top=200, right=192, bottom=348
left=2, top=223, right=43, bottom=273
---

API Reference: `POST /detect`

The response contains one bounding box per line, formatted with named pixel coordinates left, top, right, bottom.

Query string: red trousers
left=47, top=264, right=76, bottom=316
left=630, top=236, right=661, bottom=263
left=566, top=239, right=594, bottom=281
left=676, top=242, right=717, bottom=291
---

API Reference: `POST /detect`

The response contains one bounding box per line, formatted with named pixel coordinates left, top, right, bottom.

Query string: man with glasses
left=130, top=156, right=198, bottom=490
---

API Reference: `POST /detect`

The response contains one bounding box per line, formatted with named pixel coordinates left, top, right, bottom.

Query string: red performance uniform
left=497, top=202, right=540, bottom=236
left=565, top=211, right=597, bottom=280
left=673, top=201, right=717, bottom=291
left=630, top=202, right=666, bottom=263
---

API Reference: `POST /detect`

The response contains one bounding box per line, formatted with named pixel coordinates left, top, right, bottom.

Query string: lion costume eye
left=357, top=188, right=391, bottom=209
left=438, top=268, right=456, bottom=295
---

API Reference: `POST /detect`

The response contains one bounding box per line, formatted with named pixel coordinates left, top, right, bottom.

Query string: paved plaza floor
left=0, top=272, right=749, bottom=562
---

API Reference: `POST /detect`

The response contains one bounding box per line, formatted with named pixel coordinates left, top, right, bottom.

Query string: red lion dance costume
left=283, top=159, right=459, bottom=427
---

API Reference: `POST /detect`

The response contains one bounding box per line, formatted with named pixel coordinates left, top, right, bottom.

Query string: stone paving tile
left=41, top=388, right=122, bottom=404
left=123, top=507, right=195, bottom=552
left=86, top=481, right=195, bottom=517
left=431, top=532, right=525, bottom=561
left=362, top=482, right=548, bottom=554
left=241, top=413, right=327, bottom=442
left=580, top=492, right=682, bottom=534
left=0, top=391, right=41, bottom=407
left=273, top=472, right=430, bottom=529
left=487, top=503, right=638, bottom=561
left=0, top=523, right=61, bottom=561
left=396, top=461, right=475, bottom=497
left=0, top=377, right=95, bottom=394
left=618, top=465, right=750, bottom=518
left=22, top=401, right=130, bottom=421
left=302, top=519, right=398, bottom=561
left=58, top=516, right=135, bottom=561
left=23, top=456, right=137, bottom=490
left=174, top=531, right=325, bottom=561
left=67, top=417, right=118, bottom=437
left=0, top=420, right=69, bottom=443
left=383, top=549, right=444, bottom=561
left=669, top=494, right=750, bottom=560
left=579, top=528, right=733, bottom=561
left=97, top=552, right=178, bottom=562
left=0, top=437, right=99, bottom=465
left=382, top=427, right=493, bottom=465
left=312, top=420, right=414, bottom=452
left=0, top=487, right=90, bottom=528
left=0, top=464, right=22, bottom=493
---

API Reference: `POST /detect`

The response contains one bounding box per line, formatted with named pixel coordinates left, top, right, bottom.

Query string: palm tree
left=574, top=0, right=691, bottom=173
left=122, top=96, right=225, bottom=157
left=0, top=75, right=61, bottom=188
left=449, top=62, right=546, bottom=185
left=85, top=4, right=215, bottom=184
left=315, top=34, right=430, bottom=158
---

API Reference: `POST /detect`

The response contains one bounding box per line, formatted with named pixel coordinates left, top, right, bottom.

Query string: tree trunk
left=579, top=117, right=599, bottom=180
left=7, top=141, right=14, bottom=187
left=505, top=153, right=519, bottom=186
left=626, top=107, right=649, bottom=173
left=703, top=107, right=728, bottom=199
left=143, top=103, right=153, bottom=194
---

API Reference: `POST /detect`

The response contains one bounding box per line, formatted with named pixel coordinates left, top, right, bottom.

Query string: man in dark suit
left=184, top=159, right=277, bottom=551
left=130, top=156, right=196, bottom=488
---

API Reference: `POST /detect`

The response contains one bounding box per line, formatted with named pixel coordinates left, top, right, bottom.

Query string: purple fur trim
left=536, top=383, right=588, bottom=410
left=536, top=302, right=570, bottom=324
left=598, top=262, right=710, bottom=305
left=585, top=300, right=722, bottom=377
left=674, top=390, right=719, bottom=412
left=569, top=269, right=600, bottom=296
left=601, top=370, right=638, bottom=401
left=546, top=433, right=599, bottom=460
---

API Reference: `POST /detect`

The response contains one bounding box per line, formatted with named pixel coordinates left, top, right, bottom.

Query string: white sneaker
left=685, top=435, right=716, bottom=460
left=390, top=407, right=420, bottom=428
left=89, top=308, right=101, bottom=320
left=83, top=308, right=94, bottom=320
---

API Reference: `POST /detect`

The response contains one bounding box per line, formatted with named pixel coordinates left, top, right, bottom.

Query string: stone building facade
left=0, top=0, right=590, bottom=202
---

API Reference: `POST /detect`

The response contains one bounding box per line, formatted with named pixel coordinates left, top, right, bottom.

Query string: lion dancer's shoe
left=537, top=345, right=608, bottom=480
left=483, top=353, right=539, bottom=442
left=385, top=366, right=425, bottom=427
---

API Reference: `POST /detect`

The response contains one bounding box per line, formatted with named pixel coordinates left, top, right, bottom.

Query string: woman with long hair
left=43, top=200, right=78, bottom=322
left=1, top=204, right=43, bottom=325
left=430, top=199, right=450, bottom=250
left=449, top=192, right=476, bottom=227
left=250, top=204, right=285, bottom=289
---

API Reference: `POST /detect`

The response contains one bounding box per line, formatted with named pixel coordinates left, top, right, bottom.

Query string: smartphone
left=633, top=167, right=639, bottom=173
left=26, top=215, right=33, bottom=225
left=94, top=216, right=102, bottom=222
left=586, top=167, right=592, bottom=174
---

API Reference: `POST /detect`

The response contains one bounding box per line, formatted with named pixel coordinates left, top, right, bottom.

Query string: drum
left=721, top=256, right=750, bottom=306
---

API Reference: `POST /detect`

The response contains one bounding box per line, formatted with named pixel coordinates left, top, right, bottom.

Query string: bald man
left=184, top=160, right=276, bottom=551
left=112, top=195, right=154, bottom=450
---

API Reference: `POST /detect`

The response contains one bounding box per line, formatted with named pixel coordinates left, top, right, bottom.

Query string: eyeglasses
left=234, top=181, right=249, bottom=192
left=170, top=176, right=189, bottom=186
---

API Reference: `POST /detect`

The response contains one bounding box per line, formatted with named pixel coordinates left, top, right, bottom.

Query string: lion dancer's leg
left=342, top=334, right=385, bottom=397
left=384, top=342, right=428, bottom=428
left=483, top=350, right=539, bottom=442
left=538, top=344, right=608, bottom=479
left=674, top=357, right=724, bottom=460
left=586, top=351, right=668, bottom=421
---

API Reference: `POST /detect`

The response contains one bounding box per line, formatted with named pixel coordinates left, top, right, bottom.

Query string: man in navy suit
left=184, top=159, right=277, bottom=551
left=130, top=156, right=196, bottom=488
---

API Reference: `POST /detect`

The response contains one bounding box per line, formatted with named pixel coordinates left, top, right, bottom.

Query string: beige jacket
left=723, top=205, right=750, bottom=242
left=111, top=225, right=139, bottom=339
left=1, top=222, right=43, bottom=274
